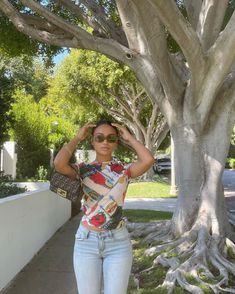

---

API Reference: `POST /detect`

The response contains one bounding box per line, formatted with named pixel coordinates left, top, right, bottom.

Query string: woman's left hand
left=111, top=123, right=134, bottom=143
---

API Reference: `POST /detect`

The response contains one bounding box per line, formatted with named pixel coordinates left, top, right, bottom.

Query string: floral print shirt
left=76, top=158, right=132, bottom=230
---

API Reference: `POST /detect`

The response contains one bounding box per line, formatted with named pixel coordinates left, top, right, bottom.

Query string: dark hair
left=90, top=119, right=136, bottom=154
left=91, top=119, right=118, bottom=136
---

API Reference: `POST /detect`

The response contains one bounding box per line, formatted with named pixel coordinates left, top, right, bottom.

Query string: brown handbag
left=49, top=163, right=83, bottom=203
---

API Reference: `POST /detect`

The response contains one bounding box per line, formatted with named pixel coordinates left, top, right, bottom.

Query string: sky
left=52, top=49, right=69, bottom=65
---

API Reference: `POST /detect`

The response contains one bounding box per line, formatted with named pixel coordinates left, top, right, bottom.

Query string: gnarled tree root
left=128, top=220, right=235, bottom=294
left=126, top=220, right=172, bottom=243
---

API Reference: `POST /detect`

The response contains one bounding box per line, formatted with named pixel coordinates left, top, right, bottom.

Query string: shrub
left=227, top=158, right=235, bottom=169
left=34, top=165, right=49, bottom=181
left=0, top=171, right=27, bottom=198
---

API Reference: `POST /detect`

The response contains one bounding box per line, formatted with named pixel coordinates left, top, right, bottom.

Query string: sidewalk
left=124, top=197, right=177, bottom=212
left=124, top=190, right=235, bottom=212
left=1, top=194, right=235, bottom=294
left=1, top=213, right=82, bottom=294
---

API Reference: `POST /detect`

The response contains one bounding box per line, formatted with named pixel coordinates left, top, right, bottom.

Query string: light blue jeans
left=73, top=222, right=133, bottom=294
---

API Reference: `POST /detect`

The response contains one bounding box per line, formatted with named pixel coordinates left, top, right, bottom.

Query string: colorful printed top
left=75, top=158, right=132, bottom=230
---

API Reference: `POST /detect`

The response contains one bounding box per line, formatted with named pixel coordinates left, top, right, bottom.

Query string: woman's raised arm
left=53, top=122, right=96, bottom=179
left=111, top=123, right=155, bottom=178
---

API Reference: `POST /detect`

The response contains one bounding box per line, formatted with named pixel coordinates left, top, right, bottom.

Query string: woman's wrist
left=127, top=136, right=138, bottom=146
left=75, top=134, right=83, bottom=142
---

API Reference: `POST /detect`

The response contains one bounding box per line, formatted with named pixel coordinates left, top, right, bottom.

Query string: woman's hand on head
left=76, top=122, right=96, bottom=141
left=111, top=123, right=134, bottom=143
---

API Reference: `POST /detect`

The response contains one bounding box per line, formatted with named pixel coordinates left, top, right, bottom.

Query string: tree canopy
left=51, top=49, right=168, bottom=152
left=0, top=55, right=47, bottom=146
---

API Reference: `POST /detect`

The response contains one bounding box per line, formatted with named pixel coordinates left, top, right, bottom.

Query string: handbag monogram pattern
left=50, top=164, right=83, bottom=203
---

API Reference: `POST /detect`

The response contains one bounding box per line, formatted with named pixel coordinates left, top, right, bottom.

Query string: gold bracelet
left=63, top=145, right=73, bottom=156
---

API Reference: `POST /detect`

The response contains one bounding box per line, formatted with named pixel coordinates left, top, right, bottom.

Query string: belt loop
left=82, top=226, right=90, bottom=239
left=108, top=230, right=113, bottom=239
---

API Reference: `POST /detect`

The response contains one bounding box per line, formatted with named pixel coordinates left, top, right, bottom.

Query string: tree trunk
left=144, top=144, right=155, bottom=180
left=170, top=127, right=203, bottom=235
left=171, top=96, right=234, bottom=238
left=127, top=92, right=235, bottom=293
left=144, top=165, right=155, bottom=181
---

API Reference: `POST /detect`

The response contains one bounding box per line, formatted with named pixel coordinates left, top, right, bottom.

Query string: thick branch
left=208, top=8, right=235, bottom=77
left=198, top=70, right=235, bottom=132
left=20, top=0, right=97, bottom=43
left=116, top=0, right=141, bottom=51
left=54, top=0, right=105, bottom=37
left=147, top=104, right=158, bottom=136
left=0, top=0, right=136, bottom=67
left=55, top=0, right=127, bottom=45
left=23, top=14, right=68, bottom=34
left=169, top=52, right=189, bottom=84
left=0, top=0, right=76, bottom=47
left=150, top=0, right=205, bottom=92
left=118, top=0, right=184, bottom=104
left=197, top=10, right=235, bottom=129
left=153, top=121, right=169, bottom=149
left=184, top=0, right=202, bottom=30
left=196, top=0, right=229, bottom=51
left=80, top=0, right=127, bottom=45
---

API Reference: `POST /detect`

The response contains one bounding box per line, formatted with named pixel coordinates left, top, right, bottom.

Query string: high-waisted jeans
left=73, top=222, right=133, bottom=294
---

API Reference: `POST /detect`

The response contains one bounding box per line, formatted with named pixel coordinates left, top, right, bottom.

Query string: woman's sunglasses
left=93, top=134, right=118, bottom=143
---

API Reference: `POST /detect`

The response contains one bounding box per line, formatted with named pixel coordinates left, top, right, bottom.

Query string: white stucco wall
left=0, top=189, right=71, bottom=291
left=1, top=141, right=17, bottom=179
left=75, top=149, right=96, bottom=162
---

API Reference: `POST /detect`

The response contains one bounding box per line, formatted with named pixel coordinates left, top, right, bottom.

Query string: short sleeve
left=75, top=162, right=84, bottom=169
left=124, top=162, right=132, bottom=179
left=70, top=162, right=84, bottom=179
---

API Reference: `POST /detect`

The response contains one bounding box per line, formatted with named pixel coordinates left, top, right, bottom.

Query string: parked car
left=153, top=156, right=171, bottom=173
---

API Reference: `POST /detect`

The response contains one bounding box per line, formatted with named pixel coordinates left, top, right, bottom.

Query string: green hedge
left=227, top=158, right=235, bottom=169
left=0, top=171, right=27, bottom=199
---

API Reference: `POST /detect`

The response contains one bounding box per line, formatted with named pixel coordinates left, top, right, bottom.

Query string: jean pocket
left=113, top=229, right=131, bottom=241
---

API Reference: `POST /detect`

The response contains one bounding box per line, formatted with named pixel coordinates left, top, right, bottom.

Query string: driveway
left=223, top=169, right=235, bottom=191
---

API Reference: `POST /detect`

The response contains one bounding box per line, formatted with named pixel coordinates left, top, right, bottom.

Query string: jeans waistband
left=77, top=219, right=127, bottom=239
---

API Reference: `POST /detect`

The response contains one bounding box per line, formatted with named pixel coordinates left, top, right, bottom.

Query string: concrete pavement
left=124, top=191, right=235, bottom=212
left=124, top=197, right=177, bottom=212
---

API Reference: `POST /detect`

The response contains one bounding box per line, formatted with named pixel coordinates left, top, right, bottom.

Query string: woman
left=54, top=120, right=155, bottom=294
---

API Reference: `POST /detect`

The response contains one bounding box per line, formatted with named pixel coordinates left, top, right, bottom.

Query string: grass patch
left=228, top=272, right=235, bottom=287
left=123, top=209, right=173, bottom=223
left=132, top=245, right=156, bottom=272
left=128, top=287, right=189, bottom=294
left=184, top=274, right=213, bottom=293
left=126, top=181, right=176, bottom=198
left=126, top=209, right=172, bottom=293
left=227, top=246, right=235, bottom=261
